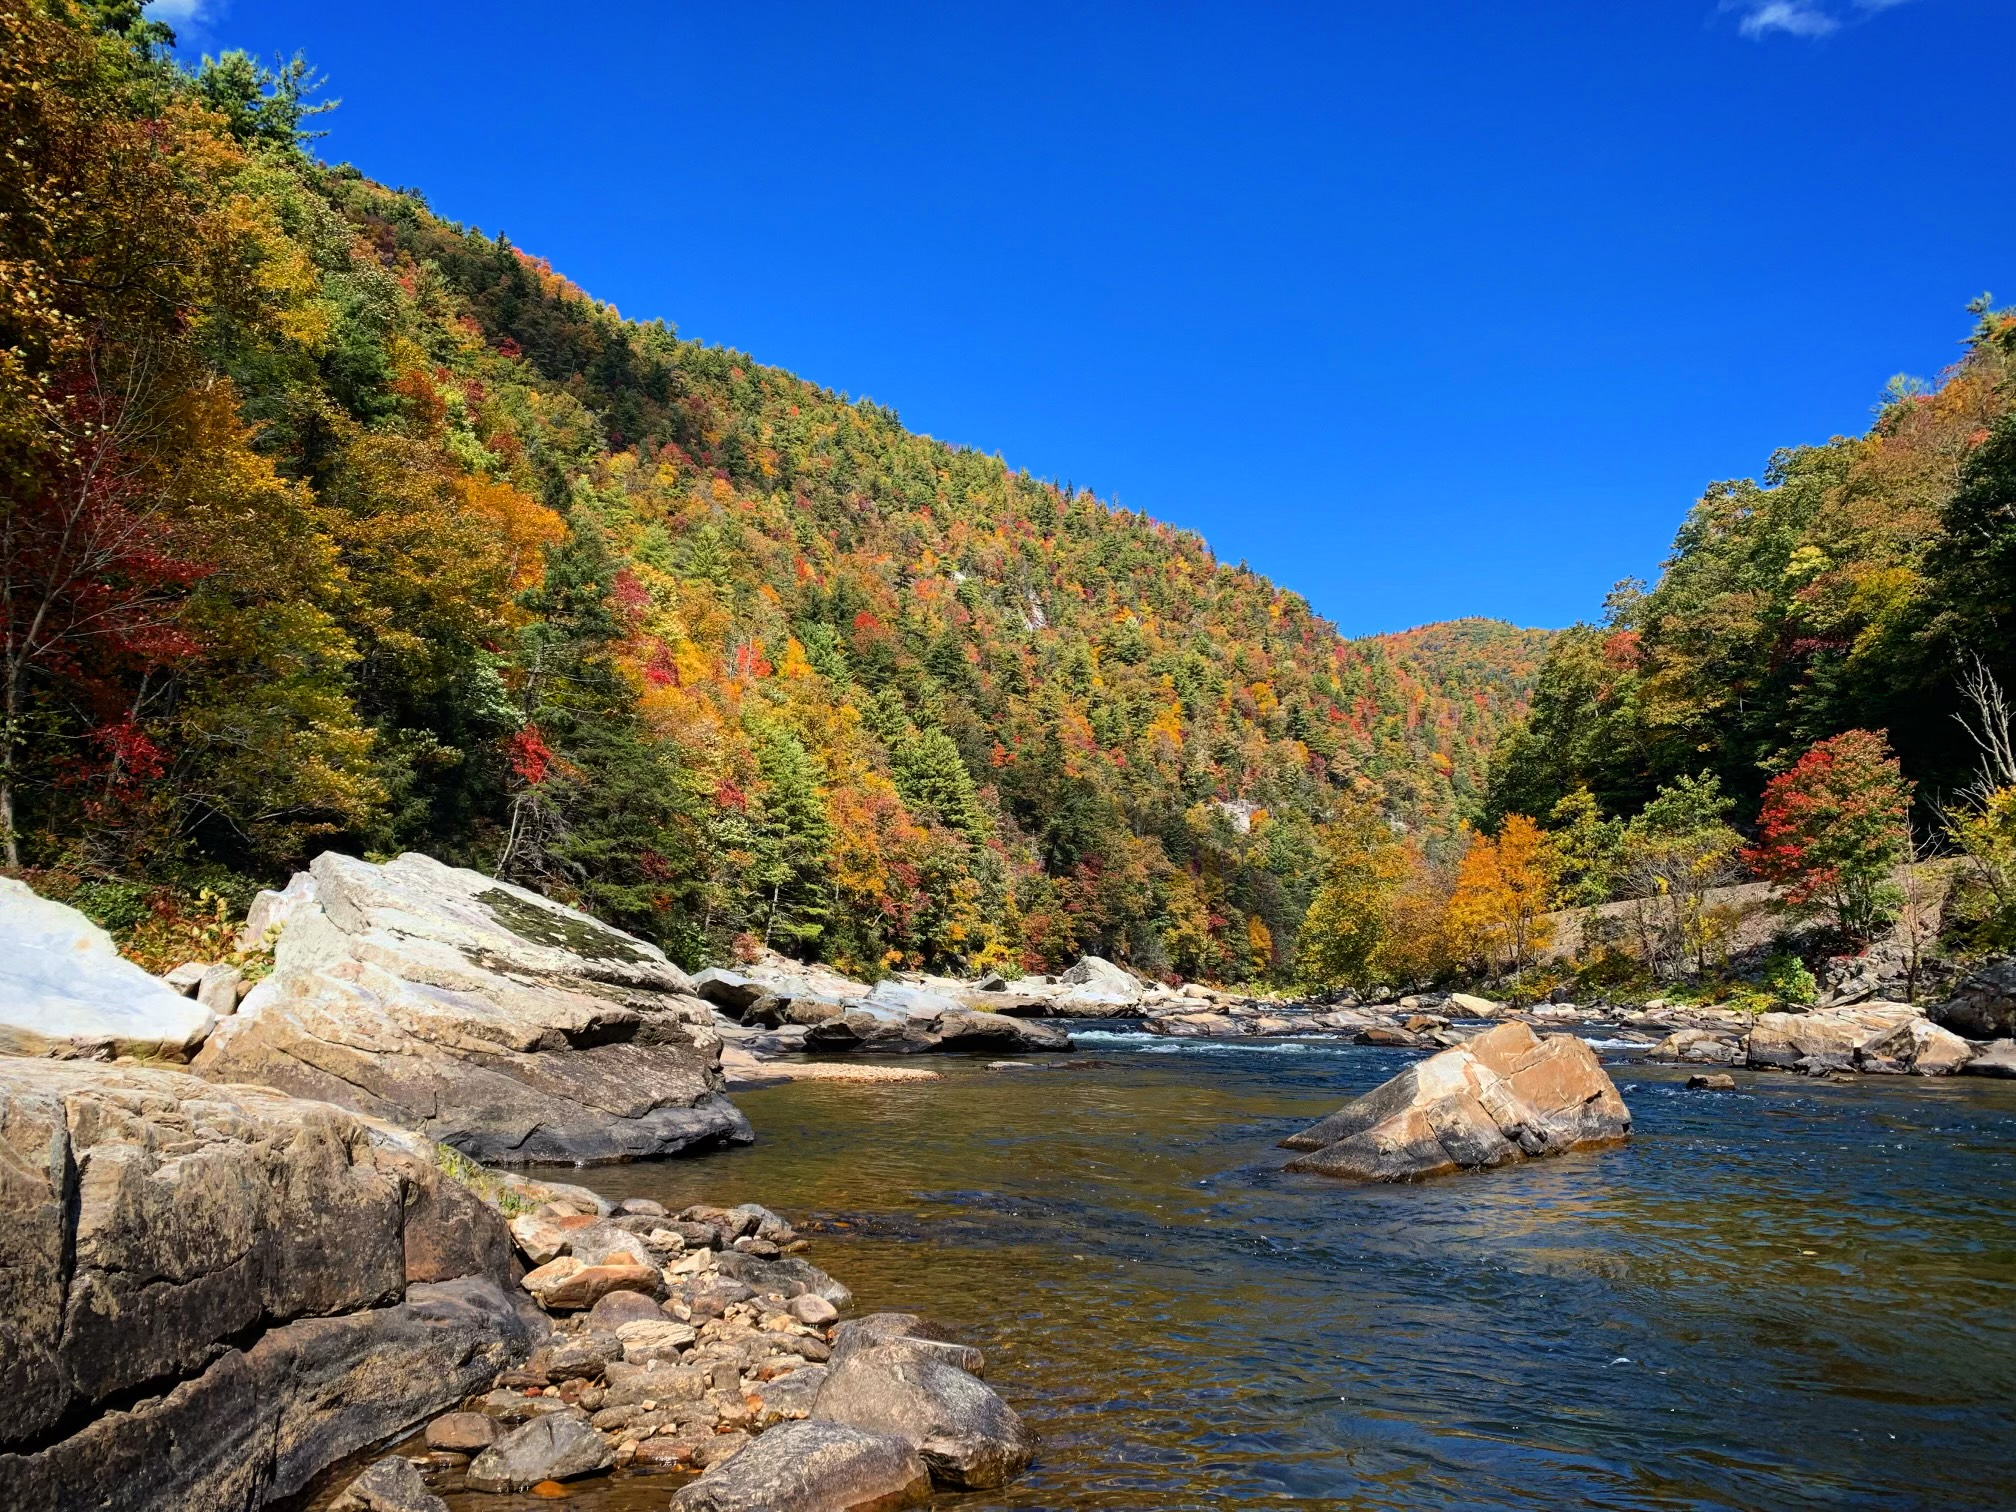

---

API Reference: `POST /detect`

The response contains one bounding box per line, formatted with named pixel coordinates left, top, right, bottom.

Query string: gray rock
left=1931, top=958, right=2016, bottom=1039
left=750, top=1364, right=830, bottom=1420
left=0, top=879, right=216, bottom=1059
left=713, top=1250, right=853, bottom=1309
left=812, top=1340, right=1033, bottom=1489
left=163, top=960, right=208, bottom=994
left=192, top=852, right=752, bottom=1163
left=465, top=1409, right=613, bottom=1492
left=1964, top=1040, right=2016, bottom=1077
left=830, top=1314, right=983, bottom=1376
left=670, top=1418, right=931, bottom=1511
left=196, top=961, right=245, bottom=1016
left=328, top=1455, right=448, bottom=1512
left=692, top=967, right=770, bottom=1016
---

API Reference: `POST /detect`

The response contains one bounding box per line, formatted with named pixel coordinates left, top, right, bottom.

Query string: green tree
left=1621, top=773, right=1744, bottom=975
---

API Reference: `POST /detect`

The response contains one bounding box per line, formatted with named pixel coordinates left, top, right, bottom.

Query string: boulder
left=521, top=1254, right=660, bottom=1311
left=235, top=869, right=317, bottom=951
left=929, top=1009, right=1073, bottom=1053
left=812, top=1340, right=1033, bottom=1489
left=1855, top=1016, right=1974, bottom=1075
left=1647, top=1028, right=1743, bottom=1064
left=1930, top=958, right=2016, bottom=1039
left=465, top=1409, right=613, bottom=1492
left=1745, top=1003, right=1962, bottom=1074
left=0, top=877, right=217, bottom=1060
left=669, top=1419, right=930, bottom=1511
left=328, top=1456, right=448, bottom=1512
left=196, top=961, right=245, bottom=1016
left=1047, top=954, right=1146, bottom=1014
left=0, top=1060, right=528, bottom=1512
left=712, top=1250, right=853, bottom=1308
left=192, top=852, right=752, bottom=1163
left=1686, top=1073, right=1738, bottom=1091
left=1446, top=992, right=1504, bottom=1017
left=1280, top=1022, right=1631, bottom=1182
left=1964, top=1041, right=2016, bottom=1078
left=424, top=1411, right=498, bottom=1452
left=587, top=1288, right=666, bottom=1332
left=691, top=966, right=771, bottom=1017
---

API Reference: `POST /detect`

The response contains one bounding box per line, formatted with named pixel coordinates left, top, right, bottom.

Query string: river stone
left=1280, top=1022, right=1631, bottom=1181
left=0, top=877, right=217, bottom=1059
left=235, top=869, right=317, bottom=950
left=812, top=1340, right=1033, bottom=1489
left=588, top=1289, right=667, bottom=1331
left=426, top=1412, right=498, bottom=1452
left=192, top=851, right=752, bottom=1163
left=671, top=1418, right=931, bottom=1511
left=1855, top=1016, right=1974, bottom=1075
left=713, top=1250, right=853, bottom=1308
left=1931, top=958, right=2016, bottom=1039
left=1964, top=1041, right=2016, bottom=1077
left=1746, top=1003, right=1923, bottom=1072
left=465, top=1410, right=613, bottom=1492
left=328, top=1455, right=448, bottom=1512
left=618, top=1318, right=698, bottom=1364
left=1648, top=1028, right=1743, bottom=1064
left=1686, top=1073, right=1739, bottom=1091
left=522, top=1254, right=660, bottom=1311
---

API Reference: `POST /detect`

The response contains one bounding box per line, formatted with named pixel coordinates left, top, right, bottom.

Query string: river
left=429, top=1031, right=2016, bottom=1511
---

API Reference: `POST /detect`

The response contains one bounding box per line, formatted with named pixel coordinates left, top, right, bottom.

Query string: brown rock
left=1685, top=1073, right=1738, bottom=1091
left=425, top=1411, right=499, bottom=1451
left=1281, top=1022, right=1631, bottom=1182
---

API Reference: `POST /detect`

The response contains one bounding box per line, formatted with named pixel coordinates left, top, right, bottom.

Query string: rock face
left=1747, top=1003, right=1973, bottom=1075
left=192, top=851, right=751, bottom=1162
left=0, top=878, right=217, bottom=1059
left=813, top=1340, right=1034, bottom=1490
left=1931, top=958, right=2016, bottom=1039
left=1279, top=1022, right=1632, bottom=1181
left=669, top=1419, right=931, bottom=1511
left=0, top=1059, right=530, bottom=1512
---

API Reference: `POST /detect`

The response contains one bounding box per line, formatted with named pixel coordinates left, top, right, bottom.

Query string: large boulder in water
left=1930, top=958, right=2016, bottom=1039
left=0, top=1058, right=530, bottom=1512
left=670, top=1418, right=931, bottom=1511
left=0, top=878, right=217, bottom=1060
left=812, top=1339, right=1034, bottom=1489
left=1280, top=1021, right=1631, bottom=1181
left=192, top=852, right=752, bottom=1162
left=1746, top=1002, right=1970, bottom=1074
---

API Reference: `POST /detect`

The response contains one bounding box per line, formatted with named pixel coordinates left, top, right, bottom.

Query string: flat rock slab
left=193, top=851, right=752, bottom=1162
left=670, top=1419, right=931, bottom=1512
left=1747, top=1003, right=1973, bottom=1075
left=0, top=877, right=216, bottom=1059
left=1281, top=1022, right=1631, bottom=1181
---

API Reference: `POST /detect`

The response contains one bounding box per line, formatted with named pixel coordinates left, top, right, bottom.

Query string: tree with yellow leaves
left=1447, top=814, right=1559, bottom=974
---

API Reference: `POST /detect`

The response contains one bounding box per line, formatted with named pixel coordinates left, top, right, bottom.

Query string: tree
left=1297, top=797, right=1407, bottom=990
left=891, top=726, right=989, bottom=844
left=1748, top=729, right=1912, bottom=941
left=1448, top=814, right=1558, bottom=974
left=1546, top=787, right=1623, bottom=907
left=1620, top=773, right=1744, bottom=975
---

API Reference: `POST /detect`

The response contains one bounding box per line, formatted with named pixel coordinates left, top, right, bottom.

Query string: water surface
left=457, top=1033, right=2016, bottom=1510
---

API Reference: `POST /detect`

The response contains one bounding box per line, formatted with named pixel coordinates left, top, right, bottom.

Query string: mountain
left=0, top=5, right=1545, bottom=982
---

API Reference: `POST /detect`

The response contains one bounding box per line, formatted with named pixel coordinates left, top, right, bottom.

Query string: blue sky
left=150, top=1, right=2014, bottom=637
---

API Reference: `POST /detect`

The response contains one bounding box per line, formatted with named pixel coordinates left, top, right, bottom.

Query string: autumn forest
left=6, top=2, right=2014, bottom=993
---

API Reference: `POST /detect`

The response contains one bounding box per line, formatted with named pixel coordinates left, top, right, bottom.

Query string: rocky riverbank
left=315, top=1180, right=1031, bottom=1510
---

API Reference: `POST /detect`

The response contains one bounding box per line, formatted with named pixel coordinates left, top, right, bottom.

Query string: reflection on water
left=466, top=1038, right=2016, bottom=1511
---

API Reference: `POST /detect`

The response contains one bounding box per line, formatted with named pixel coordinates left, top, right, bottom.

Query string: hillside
left=0, top=5, right=1545, bottom=982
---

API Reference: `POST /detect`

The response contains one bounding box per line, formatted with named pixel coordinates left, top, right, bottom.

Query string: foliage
left=0, top=3, right=1548, bottom=982
left=1447, top=813, right=1558, bottom=974
left=1619, top=773, right=1745, bottom=975
left=1746, top=729, right=1912, bottom=941
left=1758, top=950, right=1819, bottom=1008
left=1489, top=300, right=2016, bottom=828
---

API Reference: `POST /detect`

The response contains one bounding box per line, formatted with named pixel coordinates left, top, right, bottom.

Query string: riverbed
left=456, top=1032, right=2016, bottom=1510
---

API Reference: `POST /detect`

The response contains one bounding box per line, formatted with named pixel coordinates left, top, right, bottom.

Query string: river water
left=435, top=1031, right=2016, bottom=1512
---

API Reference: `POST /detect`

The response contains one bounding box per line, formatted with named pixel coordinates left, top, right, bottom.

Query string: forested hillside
left=0, top=3, right=1544, bottom=982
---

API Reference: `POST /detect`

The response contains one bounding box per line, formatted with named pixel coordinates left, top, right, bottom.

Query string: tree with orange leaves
left=1448, top=814, right=1559, bottom=974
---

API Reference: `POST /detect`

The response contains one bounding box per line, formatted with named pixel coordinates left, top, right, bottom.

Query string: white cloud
left=1721, top=0, right=1921, bottom=39
left=144, top=0, right=214, bottom=24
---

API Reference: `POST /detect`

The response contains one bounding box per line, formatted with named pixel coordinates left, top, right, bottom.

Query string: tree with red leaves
left=1747, top=729, right=1913, bottom=941
left=0, top=362, right=207, bottom=866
